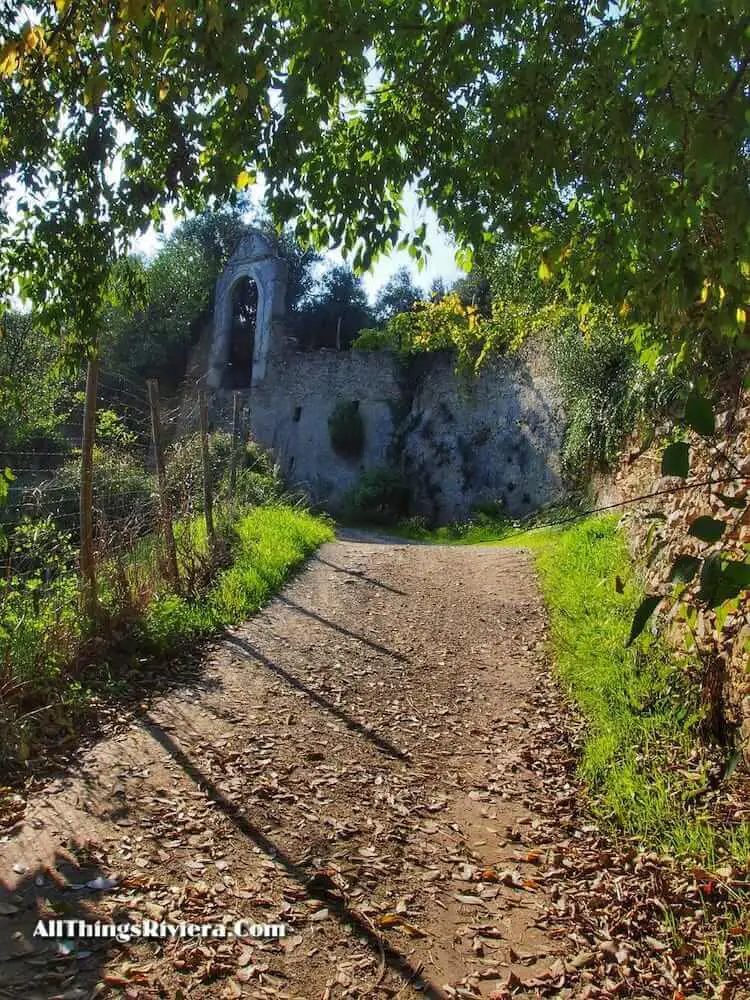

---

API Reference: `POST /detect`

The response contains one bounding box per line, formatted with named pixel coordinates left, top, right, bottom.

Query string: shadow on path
left=313, top=554, right=408, bottom=597
left=275, top=596, right=409, bottom=663
left=141, top=713, right=447, bottom=999
left=223, top=633, right=411, bottom=763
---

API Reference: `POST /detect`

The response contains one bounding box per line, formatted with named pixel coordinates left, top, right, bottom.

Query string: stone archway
left=226, top=276, right=258, bottom=388
left=207, top=229, right=288, bottom=389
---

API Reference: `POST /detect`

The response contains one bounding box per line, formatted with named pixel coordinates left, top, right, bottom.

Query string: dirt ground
left=0, top=534, right=709, bottom=999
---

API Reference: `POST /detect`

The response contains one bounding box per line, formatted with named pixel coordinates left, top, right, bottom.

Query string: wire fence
left=0, top=364, right=268, bottom=635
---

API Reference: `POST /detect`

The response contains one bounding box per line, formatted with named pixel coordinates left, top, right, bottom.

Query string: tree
left=451, top=269, right=492, bottom=318
left=101, top=212, right=246, bottom=388
left=0, top=311, right=74, bottom=454
left=277, top=229, right=322, bottom=313
left=298, top=264, right=374, bottom=349
left=373, top=266, right=422, bottom=323
left=1, top=1, right=748, bottom=371
left=429, top=277, right=448, bottom=301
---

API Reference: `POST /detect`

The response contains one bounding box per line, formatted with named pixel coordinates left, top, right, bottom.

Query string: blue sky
left=132, top=184, right=465, bottom=303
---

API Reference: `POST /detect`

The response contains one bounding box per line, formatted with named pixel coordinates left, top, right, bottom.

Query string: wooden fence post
left=199, top=390, right=215, bottom=547
left=79, top=356, right=99, bottom=618
left=229, top=390, right=240, bottom=498
left=147, top=378, right=179, bottom=589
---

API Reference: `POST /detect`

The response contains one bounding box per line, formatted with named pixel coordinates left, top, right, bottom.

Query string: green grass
left=395, top=511, right=749, bottom=869
left=522, top=516, right=714, bottom=855
left=388, top=517, right=519, bottom=545
left=0, top=504, right=333, bottom=767
left=142, top=504, right=333, bottom=648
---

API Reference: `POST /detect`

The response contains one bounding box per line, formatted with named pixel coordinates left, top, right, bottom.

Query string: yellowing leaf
left=737, top=307, right=747, bottom=328
left=235, top=82, right=248, bottom=100
left=158, top=82, right=169, bottom=101
left=255, top=63, right=267, bottom=81
left=235, top=170, right=255, bottom=190
left=700, top=280, right=710, bottom=304
left=0, top=43, right=19, bottom=77
left=23, top=26, right=45, bottom=52
left=538, top=258, right=552, bottom=281
left=83, top=72, right=106, bottom=107
left=376, top=914, right=425, bottom=937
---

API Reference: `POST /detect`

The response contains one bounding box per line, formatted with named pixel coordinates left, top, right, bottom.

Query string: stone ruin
left=207, top=228, right=565, bottom=523
left=207, top=229, right=289, bottom=389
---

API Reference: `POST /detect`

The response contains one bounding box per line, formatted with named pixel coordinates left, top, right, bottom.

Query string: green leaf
left=626, top=594, right=662, bottom=647
left=538, top=258, right=552, bottom=281
left=661, top=441, right=689, bottom=478
left=688, top=516, right=725, bottom=544
left=669, top=554, right=701, bottom=584
left=697, top=554, right=749, bottom=607
left=684, top=391, right=715, bottom=437
left=720, top=559, right=750, bottom=596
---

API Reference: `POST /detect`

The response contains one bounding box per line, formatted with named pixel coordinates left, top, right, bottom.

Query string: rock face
left=203, top=230, right=567, bottom=522
left=595, top=391, right=750, bottom=752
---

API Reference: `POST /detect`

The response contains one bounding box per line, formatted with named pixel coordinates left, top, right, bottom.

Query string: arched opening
left=226, top=276, right=258, bottom=388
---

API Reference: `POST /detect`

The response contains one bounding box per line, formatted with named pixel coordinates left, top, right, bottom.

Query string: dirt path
left=0, top=537, right=575, bottom=999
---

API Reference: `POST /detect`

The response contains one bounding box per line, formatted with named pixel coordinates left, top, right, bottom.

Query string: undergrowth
left=0, top=505, right=332, bottom=770
left=141, top=505, right=333, bottom=649
left=523, top=516, right=749, bottom=864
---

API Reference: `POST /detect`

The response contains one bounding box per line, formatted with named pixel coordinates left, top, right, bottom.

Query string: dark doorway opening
left=227, top=277, right=258, bottom=388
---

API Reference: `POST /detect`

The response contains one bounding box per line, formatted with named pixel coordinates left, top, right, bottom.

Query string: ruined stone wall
left=249, top=348, right=404, bottom=504
left=399, top=348, right=564, bottom=522
left=197, top=229, right=565, bottom=522
left=245, top=340, right=565, bottom=522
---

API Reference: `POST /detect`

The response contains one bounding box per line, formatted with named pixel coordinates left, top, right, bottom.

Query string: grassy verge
left=0, top=504, right=333, bottom=770
left=395, top=512, right=750, bottom=868
left=523, top=516, right=749, bottom=865
left=141, top=505, right=333, bottom=649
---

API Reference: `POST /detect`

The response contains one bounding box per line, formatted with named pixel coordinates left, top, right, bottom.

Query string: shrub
left=96, top=409, right=138, bottom=450
left=6, top=514, right=76, bottom=578
left=225, top=467, right=284, bottom=507
left=340, top=468, right=410, bottom=524
left=26, top=449, right=153, bottom=526
left=351, top=327, right=397, bottom=351
left=166, top=432, right=279, bottom=513
left=166, top=431, right=232, bottom=513
left=549, top=306, right=680, bottom=481
left=328, top=400, right=364, bottom=459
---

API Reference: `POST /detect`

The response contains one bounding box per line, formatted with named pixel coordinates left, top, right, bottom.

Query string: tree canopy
left=297, top=263, right=373, bottom=349
left=1, top=1, right=748, bottom=365
left=373, top=266, right=422, bottom=323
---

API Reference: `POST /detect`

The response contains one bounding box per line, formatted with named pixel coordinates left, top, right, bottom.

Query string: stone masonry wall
left=244, top=340, right=565, bottom=522
left=399, top=348, right=564, bottom=523
left=249, top=348, right=405, bottom=505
